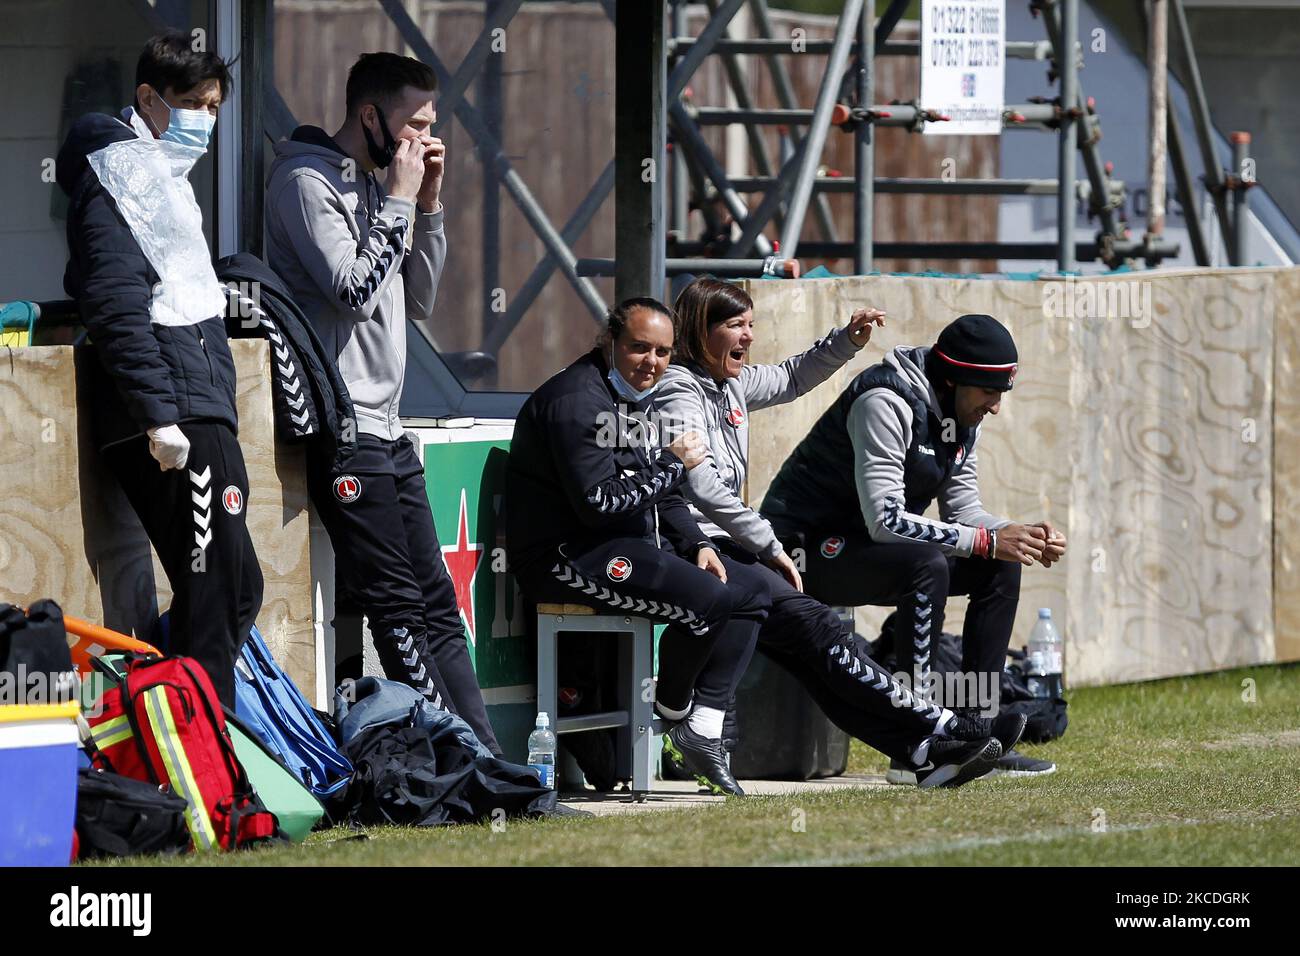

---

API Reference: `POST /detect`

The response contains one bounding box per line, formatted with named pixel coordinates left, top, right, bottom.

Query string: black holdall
left=74, top=767, right=192, bottom=859
left=1000, top=649, right=1069, bottom=744
left=0, top=600, right=79, bottom=704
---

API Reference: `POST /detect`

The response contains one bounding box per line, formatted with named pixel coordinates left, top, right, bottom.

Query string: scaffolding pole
left=747, top=0, right=839, bottom=242
left=777, top=0, right=865, bottom=257
left=854, top=3, right=873, bottom=271
left=728, top=176, right=1123, bottom=197
left=670, top=0, right=690, bottom=239
left=1171, top=0, right=1233, bottom=257
left=578, top=257, right=798, bottom=278
left=1231, top=131, right=1252, bottom=266
left=481, top=0, right=505, bottom=385
left=616, top=0, right=667, bottom=301
left=670, top=102, right=774, bottom=256
left=485, top=162, right=616, bottom=353
left=724, top=141, right=806, bottom=256
left=692, top=102, right=1058, bottom=125
left=1146, top=0, right=1168, bottom=245
left=1139, top=0, right=1210, bottom=265
left=1056, top=0, right=1079, bottom=272
left=668, top=0, right=746, bottom=98
left=728, top=174, right=1123, bottom=199
left=1167, top=105, right=1211, bottom=266
left=1039, top=0, right=1126, bottom=259
left=674, top=238, right=1179, bottom=260
left=700, top=0, right=777, bottom=201
left=668, top=38, right=1052, bottom=58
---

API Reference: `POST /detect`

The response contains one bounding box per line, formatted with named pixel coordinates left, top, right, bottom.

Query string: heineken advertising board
left=419, top=431, right=664, bottom=763
left=422, top=437, right=531, bottom=692
left=421, top=436, right=535, bottom=760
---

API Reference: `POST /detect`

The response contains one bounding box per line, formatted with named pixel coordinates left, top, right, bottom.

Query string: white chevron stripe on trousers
left=391, top=627, right=444, bottom=710
left=911, top=587, right=935, bottom=701
left=827, top=641, right=942, bottom=722
left=550, top=562, right=709, bottom=635
left=189, top=466, right=212, bottom=552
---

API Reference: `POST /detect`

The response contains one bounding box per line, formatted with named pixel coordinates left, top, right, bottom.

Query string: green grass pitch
left=85, top=662, right=1300, bottom=867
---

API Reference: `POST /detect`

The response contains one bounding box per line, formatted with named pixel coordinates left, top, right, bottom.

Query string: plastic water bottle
left=1026, top=608, right=1064, bottom=699
left=527, top=712, right=557, bottom=790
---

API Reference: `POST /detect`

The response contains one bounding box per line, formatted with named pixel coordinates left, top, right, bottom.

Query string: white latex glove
left=147, top=424, right=190, bottom=471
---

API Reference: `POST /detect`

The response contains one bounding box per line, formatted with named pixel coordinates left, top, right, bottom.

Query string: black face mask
left=362, top=104, right=398, bottom=169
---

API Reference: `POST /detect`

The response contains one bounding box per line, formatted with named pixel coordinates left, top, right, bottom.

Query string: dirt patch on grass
left=1201, top=729, right=1300, bottom=751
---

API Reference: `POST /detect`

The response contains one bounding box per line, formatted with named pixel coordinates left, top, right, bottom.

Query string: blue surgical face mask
left=607, top=348, right=660, bottom=404
left=153, top=89, right=216, bottom=151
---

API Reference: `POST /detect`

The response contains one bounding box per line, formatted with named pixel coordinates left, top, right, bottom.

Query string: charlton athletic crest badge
left=222, top=486, right=243, bottom=515
left=726, top=407, right=745, bottom=428
left=333, top=475, right=361, bottom=504
left=820, top=536, right=845, bottom=559
left=606, top=556, right=633, bottom=582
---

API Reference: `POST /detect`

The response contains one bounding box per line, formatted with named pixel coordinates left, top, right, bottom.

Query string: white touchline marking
left=777, top=817, right=1238, bottom=867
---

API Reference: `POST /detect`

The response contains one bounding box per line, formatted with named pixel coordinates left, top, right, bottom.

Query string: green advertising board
left=422, top=438, right=535, bottom=761
left=421, top=435, right=665, bottom=764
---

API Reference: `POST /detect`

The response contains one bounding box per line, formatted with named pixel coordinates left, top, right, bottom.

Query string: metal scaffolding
left=257, top=0, right=1246, bottom=383
left=602, top=0, right=1194, bottom=287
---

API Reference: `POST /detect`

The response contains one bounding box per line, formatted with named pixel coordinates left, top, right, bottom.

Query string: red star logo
left=441, top=488, right=483, bottom=645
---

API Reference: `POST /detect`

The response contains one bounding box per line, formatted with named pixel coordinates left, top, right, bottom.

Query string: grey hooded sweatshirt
left=650, top=326, right=863, bottom=560
left=264, top=126, right=446, bottom=440
left=847, top=344, right=1010, bottom=557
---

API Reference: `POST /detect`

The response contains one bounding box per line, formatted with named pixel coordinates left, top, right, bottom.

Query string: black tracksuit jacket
left=216, top=252, right=358, bottom=471
left=56, top=112, right=238, bottom=450
left=505, top=349, right=711, bottom=572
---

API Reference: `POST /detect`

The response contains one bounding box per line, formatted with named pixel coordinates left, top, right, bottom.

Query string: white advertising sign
left=920, top=0, right=1006, bottom=135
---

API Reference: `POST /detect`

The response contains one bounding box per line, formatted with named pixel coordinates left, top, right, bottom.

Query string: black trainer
left=664, top=723, right=745, bottom=797
left=943, top=711, right=1027, bottom=755
left=914, top=737, right=1002, bottom=789
left=990, top=713, right=1028, bottom=754
left=886, top=759, right=917, bottom=786
left=988, top=749, right=1056, bottom=778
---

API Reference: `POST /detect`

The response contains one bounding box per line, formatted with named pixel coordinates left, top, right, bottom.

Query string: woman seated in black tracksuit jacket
left=505, top=297, right=771, bottom=796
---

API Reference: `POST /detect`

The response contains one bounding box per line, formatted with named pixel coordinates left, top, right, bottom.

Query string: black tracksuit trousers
left=307, top=434, right=502, bottom=755
left=711, top=542, right=942, bottom=764
left=513, top=537, right=770, bottom=714
left=103, top=423, right=263, bottom=709
left=791, top=531, right=1022, bottom=711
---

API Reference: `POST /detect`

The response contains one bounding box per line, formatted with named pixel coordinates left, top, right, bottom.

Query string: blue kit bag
left=233, top=626, right=353, bottom=811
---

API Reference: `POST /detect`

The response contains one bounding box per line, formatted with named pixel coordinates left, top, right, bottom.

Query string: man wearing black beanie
left=761, top=313, right=1067, bottom=781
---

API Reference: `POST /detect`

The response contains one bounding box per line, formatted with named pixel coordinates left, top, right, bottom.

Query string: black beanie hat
left=929, top=313, right=1019, bottom=391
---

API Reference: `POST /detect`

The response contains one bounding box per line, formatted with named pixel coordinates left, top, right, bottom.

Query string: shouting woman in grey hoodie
left=649, top=279, right=1013, bottom=789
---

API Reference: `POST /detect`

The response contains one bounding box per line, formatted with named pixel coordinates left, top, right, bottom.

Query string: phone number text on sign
left=929, top=37, right=1002, bottom=68
left=920, top=0, right=1006, bottom=135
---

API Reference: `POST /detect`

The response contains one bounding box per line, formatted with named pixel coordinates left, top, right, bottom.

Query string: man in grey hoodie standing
left=264, top=52, right=500, bottom=753
left=762, top=313, right=1066, bottom=778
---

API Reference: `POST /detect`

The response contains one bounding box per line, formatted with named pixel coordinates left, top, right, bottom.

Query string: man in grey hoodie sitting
left=264, top=52, right=500, bottom=754
left=762, top=313, right=1066, bottom=779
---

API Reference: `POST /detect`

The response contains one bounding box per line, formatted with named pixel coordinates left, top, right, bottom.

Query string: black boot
left=665, top=723, right=745, bottom=797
